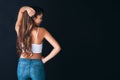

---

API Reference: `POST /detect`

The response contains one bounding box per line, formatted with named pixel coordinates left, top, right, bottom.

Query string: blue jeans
left=17, top=58, right=45, bottom=80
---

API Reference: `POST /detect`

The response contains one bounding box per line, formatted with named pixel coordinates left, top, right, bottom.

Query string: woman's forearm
left=43, top=46, right=61, bottom=63
left=19, top=6, right=29, bottom=13
left=15, top=6, right=29, bottom=27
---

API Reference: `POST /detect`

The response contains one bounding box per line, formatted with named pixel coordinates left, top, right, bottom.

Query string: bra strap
left=35, top=27, right=39, bottom=40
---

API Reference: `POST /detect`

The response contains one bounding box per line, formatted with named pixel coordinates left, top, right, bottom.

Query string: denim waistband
left=18, top=58, right=42, bottom=62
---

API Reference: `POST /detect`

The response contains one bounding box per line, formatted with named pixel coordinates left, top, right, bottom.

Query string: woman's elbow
left=56, top=45, right=61, bottom=53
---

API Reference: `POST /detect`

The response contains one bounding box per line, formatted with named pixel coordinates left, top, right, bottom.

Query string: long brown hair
left=16, top=11, right=35, bottom=56
left=16, top=6, right=44, bottom=56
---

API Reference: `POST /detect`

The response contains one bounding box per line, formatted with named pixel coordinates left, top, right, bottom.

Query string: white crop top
left=21, top=43, right=43, bottom=53
left=31, top=43, right=43, bottom=53
left=21, top=27, right=43, bottom=53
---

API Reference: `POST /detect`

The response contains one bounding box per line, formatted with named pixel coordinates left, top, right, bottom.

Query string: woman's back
left=30, top=27, right=45, bottom=54
left=19, top=27, right=46, bottom=58
left=31, top=27, right=45, bottom=44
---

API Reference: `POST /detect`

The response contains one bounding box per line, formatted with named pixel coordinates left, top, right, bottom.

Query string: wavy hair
left=16, top=6, right=44, bottom=56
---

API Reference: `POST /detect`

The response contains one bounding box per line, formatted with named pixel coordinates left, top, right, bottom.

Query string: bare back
left=31, top=27, right=46, bottom=44
left=16, top=26, right=46, bottom=59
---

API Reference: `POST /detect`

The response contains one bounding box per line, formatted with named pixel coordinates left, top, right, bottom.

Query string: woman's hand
left=21, top=52, right=33, bottom=58
left=26, top=7, right=36, bottom=17
left=21, top=52, right=28, bottom=58
left=41, top=57, right=46, bottom=64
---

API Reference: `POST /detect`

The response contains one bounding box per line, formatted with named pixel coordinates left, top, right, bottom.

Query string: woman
left=15, top=6, right=61, bottom=80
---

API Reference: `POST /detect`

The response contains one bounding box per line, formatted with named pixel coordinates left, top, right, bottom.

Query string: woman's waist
left=20, top=52, right=43, bottom=59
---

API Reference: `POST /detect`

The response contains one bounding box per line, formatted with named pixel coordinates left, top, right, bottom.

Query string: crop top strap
left=35, top=27, right=39, bottom=40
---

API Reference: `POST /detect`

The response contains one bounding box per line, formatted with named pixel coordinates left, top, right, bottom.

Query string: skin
left=15, top=6, right=61, bottom=64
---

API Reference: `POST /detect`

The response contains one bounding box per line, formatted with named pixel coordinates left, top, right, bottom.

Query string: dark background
left=0, top=0, right=119, bottom=80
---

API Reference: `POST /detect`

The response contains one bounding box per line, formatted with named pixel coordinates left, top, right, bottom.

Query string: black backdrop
left=0, top=0, right=119, bottom=80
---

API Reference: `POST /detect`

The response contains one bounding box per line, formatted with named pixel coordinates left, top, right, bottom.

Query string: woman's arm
left=15, top=6, right=35, bottom=36
left=15, top=6, right=27, bottom=32
left=42, top=28, right=61, bottom=63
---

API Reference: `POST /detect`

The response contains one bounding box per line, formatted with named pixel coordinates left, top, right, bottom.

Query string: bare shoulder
left=39, top=27, right=47, bottom=31
left=39, top=27, right=50, bottom=37
left=39, top=27, right=49, bottom=33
